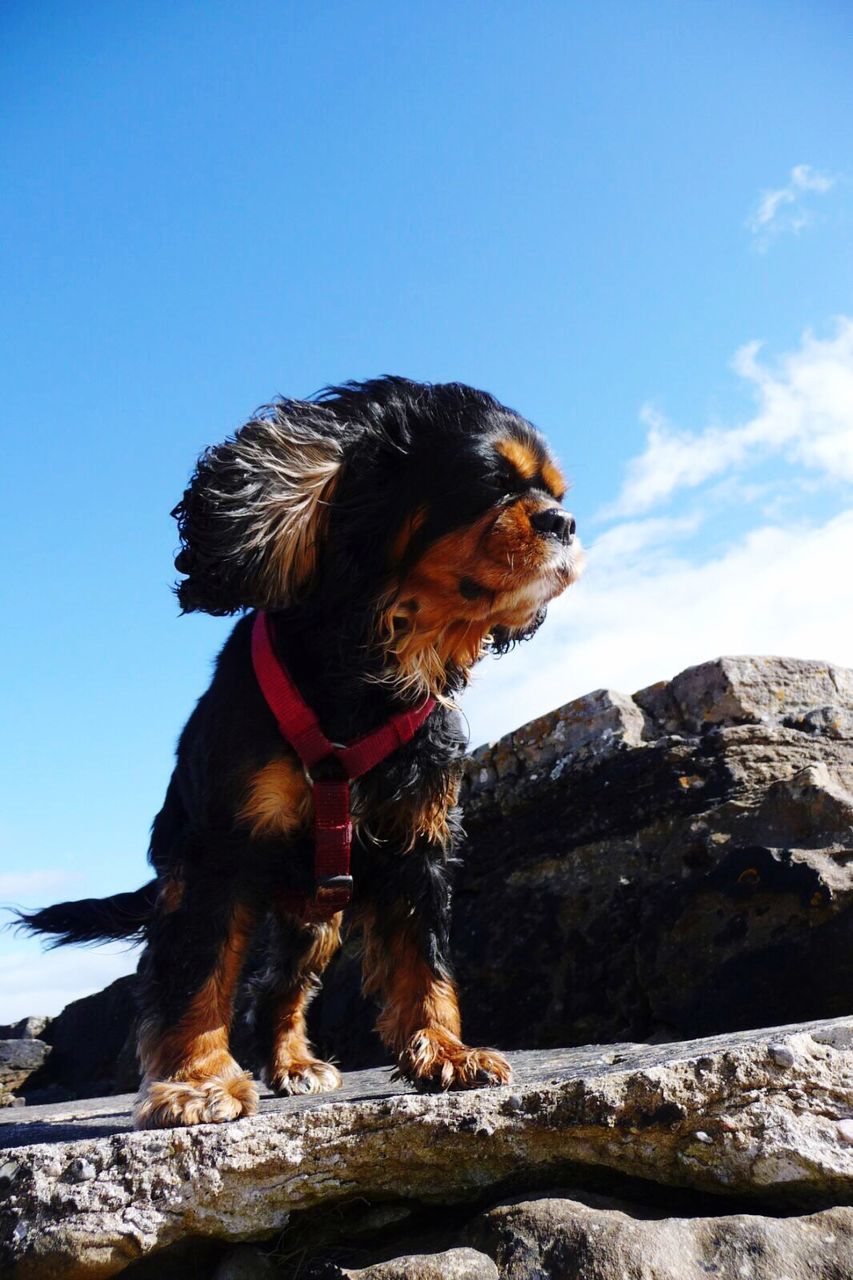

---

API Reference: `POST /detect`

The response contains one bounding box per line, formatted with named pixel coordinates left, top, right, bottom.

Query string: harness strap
left=251, top=611, right=435, bottom=920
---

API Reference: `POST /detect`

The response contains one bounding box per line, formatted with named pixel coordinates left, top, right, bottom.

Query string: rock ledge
left=2, top=1016, right=853, bottom=1278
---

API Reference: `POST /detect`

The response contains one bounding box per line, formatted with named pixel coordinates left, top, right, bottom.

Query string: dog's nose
left=530, top=508, right=576, bottom=545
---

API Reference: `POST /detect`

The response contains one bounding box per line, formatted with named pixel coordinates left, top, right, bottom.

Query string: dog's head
left=173, top=377, right=583, bottom=696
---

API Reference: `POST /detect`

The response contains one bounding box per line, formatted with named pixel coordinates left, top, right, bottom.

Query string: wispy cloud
left=747, top=164, right=836, bottom=250
left=0, top=869, right=81, bottom=901
left=466, top=507, right=853, bottom=745
left=464, top=319, right=853, bottom=746
left=605, top=319, right=853, bottom=519
left=0, top=942, right=139, bottom=1021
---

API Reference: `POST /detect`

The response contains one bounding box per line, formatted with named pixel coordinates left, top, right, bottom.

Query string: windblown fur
left=17, top=882, right=157, bottom=947
left=173, top=401, right=347, bottom=614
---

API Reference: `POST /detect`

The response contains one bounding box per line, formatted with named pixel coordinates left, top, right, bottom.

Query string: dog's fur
left=19, top=377, right=582, bottom=1128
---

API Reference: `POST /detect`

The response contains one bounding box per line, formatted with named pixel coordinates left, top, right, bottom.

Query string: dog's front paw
left=263, top=1058, right=343, bottom=1096
left=133, top=1071, right=258, bottom=1129
left=396, top=1028, right=512, bottom=1091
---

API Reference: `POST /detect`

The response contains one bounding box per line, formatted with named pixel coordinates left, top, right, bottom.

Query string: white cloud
left=0, top=870, right=81, bottom=900
left=0, top=872, right=139, bottom=1022
left=747, top=164, right=836, bottom=250
left=465, top=508, right=853, bottom=746
left=587, top=513, right=702, bottom=570
left=0, top=940, right=140, bottom=1023
left=463, top=320, right=853, bottom=746
left=606, top=319, right=853, bottom=518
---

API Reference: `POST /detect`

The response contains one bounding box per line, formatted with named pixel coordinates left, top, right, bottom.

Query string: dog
left=20, top=376, right=582, bottom=1128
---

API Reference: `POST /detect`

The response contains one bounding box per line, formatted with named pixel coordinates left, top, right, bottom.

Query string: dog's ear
left=172, top=401, right=345, bottom=615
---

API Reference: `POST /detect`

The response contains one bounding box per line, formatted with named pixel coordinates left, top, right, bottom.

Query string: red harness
left=251, top=611, right=436, bottom=921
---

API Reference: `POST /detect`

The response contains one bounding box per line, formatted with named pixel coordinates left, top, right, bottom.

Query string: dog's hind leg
left=133, top=875, right=260, bottom=1129
left=250, top=909, right=344, bottom=1096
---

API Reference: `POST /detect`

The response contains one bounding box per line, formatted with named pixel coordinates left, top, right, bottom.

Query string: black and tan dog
left=20, top=377, right=582, bottom=1128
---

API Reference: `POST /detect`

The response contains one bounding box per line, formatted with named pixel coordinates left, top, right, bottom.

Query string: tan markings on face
left=380, top=511, right=503, bottom=693
left=380, top=494, right=574, bottom=697
left=542, top=459, right=567, bottom=501
left=496, top=437, right=539, bottom=481
left=239, top=757, right=312, bottom=837
left=390, top=504, right=430, bottom=565
left=497, top=437, right=566, bottom=504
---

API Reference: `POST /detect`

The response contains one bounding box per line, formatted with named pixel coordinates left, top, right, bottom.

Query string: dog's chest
left=238, top=750, right=454, bottom=850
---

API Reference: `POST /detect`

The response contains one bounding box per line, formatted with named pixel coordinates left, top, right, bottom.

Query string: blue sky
left=2, top=0, right=852, bottom=1018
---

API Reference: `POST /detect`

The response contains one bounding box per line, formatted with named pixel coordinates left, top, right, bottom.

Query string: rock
left=837, top=1119, right=853, bottom=1146
left=467, top=1190, right=853, bottom=1280
left=341, top=1248, right=498, bottom=1279
left=20, top=977, right=138, bottom=1104
left=0, top=1020, right=51, bottom=1043
left=634, top=655, right=853, bottom=738
left=466, top=687, right=647, bottom=804
left=462, top=656, right=853, bottom=817
left=768, top=1043, right=796, bottom=1068
left=0, top=1042, right=50, bottom=1106
left=443, top=654, right=853, bottom=1056
left=3, top=1018, right=853, bottom=1277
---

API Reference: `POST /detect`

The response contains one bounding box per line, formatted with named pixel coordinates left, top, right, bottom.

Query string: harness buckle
left=313, top=874, right=354, bottom=910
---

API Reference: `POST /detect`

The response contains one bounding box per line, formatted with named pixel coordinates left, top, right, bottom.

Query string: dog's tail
left=12, top=881, right=158, bottom=948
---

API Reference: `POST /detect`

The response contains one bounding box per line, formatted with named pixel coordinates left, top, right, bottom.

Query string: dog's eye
left=493, top=462, right=565, bottom=507
left=492, top=460, right=523, bottom=500
left=491, top=440, right=566, bottom=505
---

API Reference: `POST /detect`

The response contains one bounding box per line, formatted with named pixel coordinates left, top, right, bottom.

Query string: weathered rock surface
left=186, top=1196, right=853, bottom=1280
left=450, top=655, right=853, bottom=1054
left=2, top=1017, right=853, bottom=1278
left=19, top=977, right=138, bottom=1105
left=0, top=1021, right=51, bottom=1044
left=0, top=1042, right=50, bottom=1108
left=338, top=1248, right=499, bottom=1280
left=466, top=1191, right=853, bottom=1280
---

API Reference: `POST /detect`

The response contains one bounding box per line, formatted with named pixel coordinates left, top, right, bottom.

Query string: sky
left=2, top=0, right=852, bottom=1020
